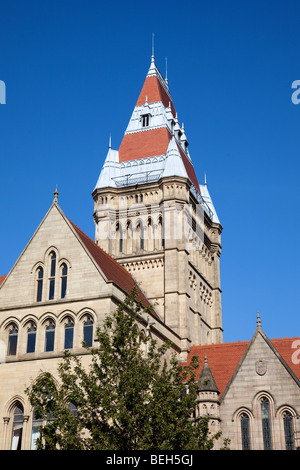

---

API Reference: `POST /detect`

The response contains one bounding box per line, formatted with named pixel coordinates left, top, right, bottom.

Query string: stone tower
left=92, top=55, right=223, bottom=358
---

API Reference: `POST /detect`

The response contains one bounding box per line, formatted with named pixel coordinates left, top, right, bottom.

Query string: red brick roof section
left=0, top=275, right=6, bottom=286
left=184, top=337, right=300, bottom=397
left=136, top=75, right=176, bottom=117
left=69, top=221, right=158, bottom=318
left=177, top=145, right=200, bottom=191
left=271, top=337, right=300, bottom=381
left=119, top=127, right=171, bottom=162
left=185, top=342, right=249, bottom=397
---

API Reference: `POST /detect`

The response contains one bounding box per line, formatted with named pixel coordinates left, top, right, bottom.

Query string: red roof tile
left=0, top=275, right=6, bottom=286
left=184, top=342, right=249, bottom=397
left=136, top=75, right=176, bottom=116
left=177, top=145, right=200, bottom=191
left=271, top=337, right=300, bottom=382
left=69, top=221, right=158, bottom=318
left=119, top=127, right=171, bottom=162
left=183, top=337, right=300, bottom=397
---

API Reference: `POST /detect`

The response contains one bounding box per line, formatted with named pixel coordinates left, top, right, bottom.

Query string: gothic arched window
left=48, top=251, right=56, bottom=300
left=26, top=323, right=37, bottom=353
left=60, top=263, right=68, bottom=299
left=64, top=318, right=74, bottom=350
left=11, top=404, right=24, bottom=450
left=7, top=324, right=18, bottom=356
left=116, top=224, right=123, bottom=254
left=240, top=413, right=251, bottom=450
left=83, top=316, right=94, bottom=347
left=283, top=411, right=294, bottom=450
left=136, top=222, right=144, bottom=250
left=45, top=320, right=55, bottom=352
left=36, top=267, right=43, bottom=302
left=261, top=397, right=272, bottom=450
left=31, top=408, right=43, bottom=450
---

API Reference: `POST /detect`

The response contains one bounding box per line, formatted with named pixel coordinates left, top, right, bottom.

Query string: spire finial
left=53, top=186, right=59, bottom=204
left=152, top=32, right=155, bottom=59
left=257, top=311, right=262, bottom=329
left=204, top=173, right=207, bottom=185
left=165, top=56, right=168, bottom=85
left=109, top=134, right=111, bottom=149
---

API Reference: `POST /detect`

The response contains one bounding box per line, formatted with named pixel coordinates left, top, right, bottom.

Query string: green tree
left=26, top=288, right=224, bottom=450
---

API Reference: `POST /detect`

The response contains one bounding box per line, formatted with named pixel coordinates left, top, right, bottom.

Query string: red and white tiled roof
left=94, top=56, right=220, bottom=223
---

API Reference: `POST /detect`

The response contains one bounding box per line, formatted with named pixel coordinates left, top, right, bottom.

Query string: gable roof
left=183, top=334, right=300, bottom=398
left=0, top=275, right=6, bottom=287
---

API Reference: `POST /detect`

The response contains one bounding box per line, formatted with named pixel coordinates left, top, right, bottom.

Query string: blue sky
left=0, top=0, right=299, bottom=343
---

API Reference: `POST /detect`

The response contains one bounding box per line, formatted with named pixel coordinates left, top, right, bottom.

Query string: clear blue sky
left=0, top=0, right=299, bottom=343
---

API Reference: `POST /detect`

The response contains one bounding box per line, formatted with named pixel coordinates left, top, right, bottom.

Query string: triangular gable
left=184, top=331, right=300, bottom=399
left=0, top=201, right=158, bottom=319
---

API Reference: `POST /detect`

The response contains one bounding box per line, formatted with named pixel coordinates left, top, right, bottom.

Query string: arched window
left=31, top=408, right=43, bottom=450
left=261, top=397, right=272, bottom=450
left=136, top=222, right=144, bottom=250
left=36, top=267, right=43, bottom=302
left=116, top=224, right=123, bottom=254
left=45, top=320, right=55, bottom=352
left=49, top=252, right=56, bottom=300
left=11, top=404, right=24, bottom=450
left=240, top=413, right=251, bottom=450
left=26, top=323, right=37, bottom=353
left=283, top=411, right=294, bottom=450
left=159, top=216, right=165, bottom=248
left=83, top=316, right=94, bottom=347
left=64, top=318, right=74, bottom=350
left=60, top=263, right=68, bottom=299
left=7, top=324, right=18, bottom=356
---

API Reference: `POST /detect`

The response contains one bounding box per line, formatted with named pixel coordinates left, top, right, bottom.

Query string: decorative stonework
left=255, top=359, right=267, bottom=376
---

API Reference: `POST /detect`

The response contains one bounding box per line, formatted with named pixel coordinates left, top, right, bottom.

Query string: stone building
left=0, top=54, right=299, bottom=450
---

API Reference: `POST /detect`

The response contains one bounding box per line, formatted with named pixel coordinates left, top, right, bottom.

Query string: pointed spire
left=257, top=311, right=262, bottom=330
left=197, top=355, right=219, bottom=393
left=53, top=186, right=59, bottom=204
left=152, top=32, right=155, bottom=60
left=165, top=56, right=168, bottom=87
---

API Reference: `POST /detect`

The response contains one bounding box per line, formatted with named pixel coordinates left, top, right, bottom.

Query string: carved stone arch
left=58, top=257, right=72, bottom=270
left=43, top=245, right=60, bottom=264
left=40, top=313, right=57, bottom=328
left=253, top=390, right=275, bottom=410
left=276, top=404, right=297, bottom=419
left=233, top=406, right=254, bottom=422
left=1, top=317, right=20, bottom=331
left=21, top=315, right=38, bottom=329
left=5, top=395, right=26, bottom=416
left=58, top=310, right=76, bottom=326
left=30, top=260, right=45, bottom=275
left=77, top=307, right=96, bottom=323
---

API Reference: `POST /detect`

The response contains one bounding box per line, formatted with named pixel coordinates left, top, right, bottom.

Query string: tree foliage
left=26, top=288, right=224, bottom=450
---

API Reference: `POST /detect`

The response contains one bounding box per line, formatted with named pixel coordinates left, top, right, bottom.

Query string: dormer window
left=141, top=114, right=150, bottom=127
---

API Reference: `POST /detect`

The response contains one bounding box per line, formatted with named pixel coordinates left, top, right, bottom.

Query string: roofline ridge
left=69, top=219, right=142, bottom=278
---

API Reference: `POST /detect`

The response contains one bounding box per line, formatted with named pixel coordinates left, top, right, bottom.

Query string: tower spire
left=152, top=32, right=155, bottom=60
left=53, top=186, right=59, bottom=204
left=257, top=311, right=262, bottom=329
